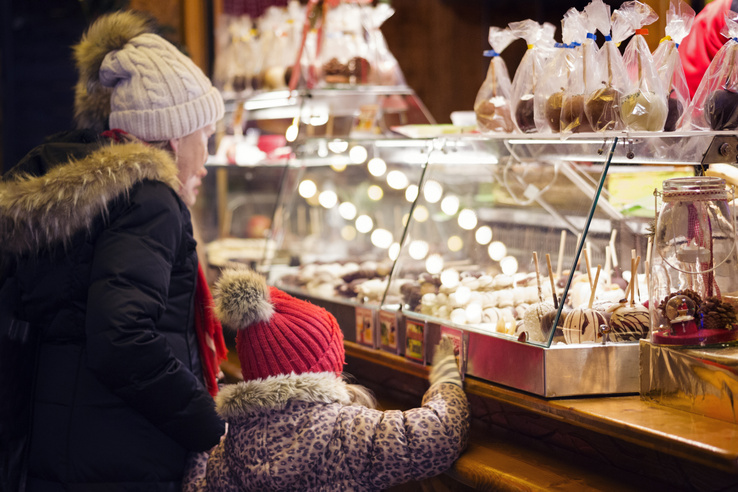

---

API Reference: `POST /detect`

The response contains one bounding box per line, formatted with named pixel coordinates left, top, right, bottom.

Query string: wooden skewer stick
left=546, top=253, right=559, bottom=309
left=556, top=230, right=567, bottom=280
left=533, top=252, right=542, bottom=303
left=588, top=264, right=602, bottom=309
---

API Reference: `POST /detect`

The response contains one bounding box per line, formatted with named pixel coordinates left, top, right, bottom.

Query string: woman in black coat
left=0, top=11, right=226, bottom=491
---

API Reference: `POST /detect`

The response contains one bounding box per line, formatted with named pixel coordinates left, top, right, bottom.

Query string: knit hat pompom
left=214, top=266, right=274, bottom=330
left=213, top=266, right=345, bottom=381
left=72, top=10, right=160, bottom=131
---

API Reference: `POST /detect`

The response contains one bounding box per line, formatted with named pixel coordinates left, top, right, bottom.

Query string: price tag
left=405, top=318, right=426, bottom=363
left=355, top=307, right=375, bottom=347
left=379, top=310, right=399, bottom=351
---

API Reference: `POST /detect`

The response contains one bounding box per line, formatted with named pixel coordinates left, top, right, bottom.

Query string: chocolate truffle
left=515, top=94, right=536, bottom=133
left=664, top=97, right=683, bottom=132
left=706, top=89, right=738, bottom=130
left=585, top=87, right=621, bottom=132
left=621, top=90, right=668, bottom=131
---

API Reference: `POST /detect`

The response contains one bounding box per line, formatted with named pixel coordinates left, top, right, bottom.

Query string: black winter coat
left=0, top=130, right=224, bottom=491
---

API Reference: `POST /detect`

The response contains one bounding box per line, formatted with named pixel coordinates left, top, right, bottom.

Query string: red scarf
left=195, top=263, right=228, bottom=396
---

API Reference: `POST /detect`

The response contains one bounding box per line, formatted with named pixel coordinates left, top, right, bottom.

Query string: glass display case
left=379, top=131, right=723, bottom=397
left=205, top=85, right=738, bottom=398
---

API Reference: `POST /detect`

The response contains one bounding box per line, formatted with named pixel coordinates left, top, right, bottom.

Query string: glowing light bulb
left=475, top=226, right=493, bottom=245
left=371, top=229, right=393, bottom=249
left=388, top=242, right=401, bottom=260
left=328, top=140, right=349, bottom=153
left=341, top=225, right=357, bottom=240
left=367, top=185, right=384, bottom=201
left=285, top=124, right=298, bottom=142
left=488, top=241, right=507, bottom=261
left=426, top=254, right=444, bottom=274
left=298, top=179, right=317, bottom=198
left=413, top=205, right=429, bottom=222
left=423, top=180, right=443, bottom=203
left=318, top=190, right=338, bottom=208
left=367, top=157, right=387, bottom=176
left=457, top=209, right=477, bottom=230
left=349, top=145, right=368, bottom=163
left=408, top=240, right=429, bottom=260
left=405, top=185, right=419, bottom=202
left=387, top=170, right=409, bottom=189
left=441, top=195, right=460, bottom=216
left=447, top=236, right=463, bottom=252
left=500, top=256, right=519, bottom=275
left=338, top=202, right=357, bottom=220
left=355, top=215, right=373, bottom=233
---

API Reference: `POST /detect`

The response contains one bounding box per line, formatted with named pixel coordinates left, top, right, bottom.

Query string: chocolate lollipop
left=608, top=255, right=650, bottom=341
left=706, top=88, right=738, bottom=130
left=564, top=264, right=607, bottom=344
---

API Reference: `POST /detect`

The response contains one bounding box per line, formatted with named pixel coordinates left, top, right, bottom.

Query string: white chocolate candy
left=563, top=307, right=608, bottom=344
left=608, top=302, right=649, bottom=341
left=518, top=302, right=555, bottom=343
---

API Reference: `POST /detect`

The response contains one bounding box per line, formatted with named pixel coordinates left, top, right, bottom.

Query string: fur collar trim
left=0, top=142, right=180, bottom=254
left=216, top=372, right=352, bottom=419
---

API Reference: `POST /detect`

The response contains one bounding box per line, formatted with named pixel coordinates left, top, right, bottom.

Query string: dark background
left=0, top=0, right=703, bottom=174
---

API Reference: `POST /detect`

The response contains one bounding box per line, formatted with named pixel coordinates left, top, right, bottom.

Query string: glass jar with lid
left=649, top=176, right=738, bottom=346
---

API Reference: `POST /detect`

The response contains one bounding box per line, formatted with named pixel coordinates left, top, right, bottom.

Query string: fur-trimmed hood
left=216, top=372, right=354, bottom=419
left=0, top=141, right=180, bottom=255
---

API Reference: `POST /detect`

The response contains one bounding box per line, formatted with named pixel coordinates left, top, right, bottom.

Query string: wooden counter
left=222, top=343, right=738, bottom=491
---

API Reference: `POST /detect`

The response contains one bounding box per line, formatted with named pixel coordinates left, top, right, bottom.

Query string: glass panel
left=263, top=137, right=431, bottom=308
left=385, top=136, right=623, bottom=348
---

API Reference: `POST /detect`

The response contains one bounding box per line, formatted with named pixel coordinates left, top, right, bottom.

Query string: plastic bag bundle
left=509, top=20, right=550, bottom=133
left=584, top=0, right=633, bottom=132
left=319, top=4, right=372, bottom=86
left=652, top=0, right=695, bottom=131
left=561, top=8, right=597, bottom=134
left=363, top=3, right=406, bottom=86
left=684, top=11, right=738, bottom=130
left=619, top=1, right=667, bottom=131
left=536, top=9, right=588, bottom=133
left=474, top=27, right=517, bottom=133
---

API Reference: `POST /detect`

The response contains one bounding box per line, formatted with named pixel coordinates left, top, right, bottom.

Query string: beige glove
left=429, top=335, right=463, bottom=387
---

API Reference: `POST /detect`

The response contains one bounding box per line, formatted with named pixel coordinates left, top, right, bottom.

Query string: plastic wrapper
left=535, top=9, right=588, bottom=133
left=509, top=20, right=551, bottom=133
left=652, top=0, right=694, bottom=131
left=318, top=4, right=372, bottom=86
left=584, top=0, right=633, bottom=132
left=620, top=1, right=667, bottom=131
left=474, top=27, right=517, bottom=133
left=683, top=11, right=738, bottom=130
left=213, top=16, right=261, bottom=95
left=363, top=3, right=406, bottom=86
left=561, top=7, right=598, bottom=134
left=258, top=6, right=300, bottom=90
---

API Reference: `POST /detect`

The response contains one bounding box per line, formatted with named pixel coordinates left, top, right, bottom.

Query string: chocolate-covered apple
left=586, top=87, right=621, bottom=131
left=515, top=94, right=536, bottom=133
left=545, top=91, right=563, bottom=132
left=561, top=94, right=593, bottom=133
left=706, top=88, right=738, bottom=130
left=664, top=97, right=683, bottom=132
left=475, top=97, right=514, bottom=132
left=621, top=90, right=667, bottom=131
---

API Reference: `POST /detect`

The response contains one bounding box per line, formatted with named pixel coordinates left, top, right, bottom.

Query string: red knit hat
left=214, top=266, right=345, bottom=381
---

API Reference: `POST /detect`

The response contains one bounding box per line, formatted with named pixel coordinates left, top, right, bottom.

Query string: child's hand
left=429, top=336, right=462, bottom=387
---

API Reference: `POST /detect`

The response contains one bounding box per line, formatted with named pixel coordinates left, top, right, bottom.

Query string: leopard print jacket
left=183, top=372, right=470, bottom=491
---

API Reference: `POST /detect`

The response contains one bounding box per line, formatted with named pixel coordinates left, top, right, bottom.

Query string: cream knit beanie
left=99, top=33, right=224, bottom=141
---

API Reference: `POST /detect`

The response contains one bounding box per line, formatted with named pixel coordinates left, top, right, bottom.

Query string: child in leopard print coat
left=184, top=266, right=470, bottom=491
